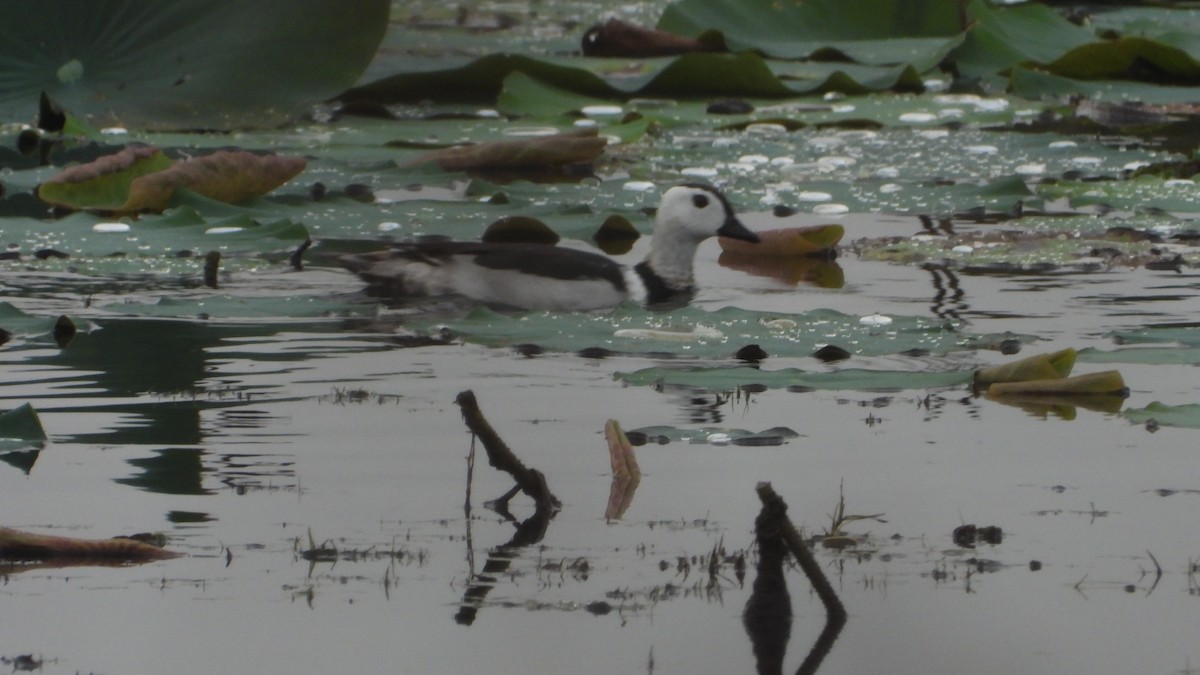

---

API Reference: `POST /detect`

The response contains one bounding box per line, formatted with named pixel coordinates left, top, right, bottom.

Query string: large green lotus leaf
left=0, top=0, right=389, bottom=130
left=342, top=50, right=943, bottom=105
left=658, top=0, right=964, bottom=65
left=949, top=0, right=1096, bottom=81
left=498, top=72, right=620, bottom=120
left=1123, top=402, right=1200, bottom=429
left=1009, top=66, right=1200, bottom=104
left=411, top=305, right=976, bottom=358
left=764, top=61, right=928, bottom=95
left=614, top=365, right=972, bottom=392
left=341, top=54, right=617, bottom=104
left=1045, top=36, right=1200, bottom=81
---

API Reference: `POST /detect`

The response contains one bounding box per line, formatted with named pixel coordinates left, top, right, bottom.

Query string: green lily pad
left=1124, top=402, right=1200, bottom=429
left=1107, top=326, right=1200, bottom=346
left=0, top=0, right=390, bottom=129
left=0, top=303, right=83, bottom=341
left=0, top=403, right=48, bottom=445
left=1046, top=36, right=1200, bottom=82
left=1079, top=346, right=1200, bottom=366
left=1037, top=175, right=1200, bottom=213
left=950, top=0, right=1095, bottom=82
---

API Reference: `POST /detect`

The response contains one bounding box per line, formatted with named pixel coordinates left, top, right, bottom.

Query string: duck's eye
left=692, top=194, right=709, bottom=209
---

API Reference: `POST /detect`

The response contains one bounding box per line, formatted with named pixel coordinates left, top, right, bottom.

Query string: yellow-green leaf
left=36, top=146, right=174, bottom=211
left=987, top=370, right=1127, bottom=397
left=974, top=348, right=1077, bottom=385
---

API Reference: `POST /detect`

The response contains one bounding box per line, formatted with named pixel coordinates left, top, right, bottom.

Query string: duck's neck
left=642, top=229, right=701, bottom=293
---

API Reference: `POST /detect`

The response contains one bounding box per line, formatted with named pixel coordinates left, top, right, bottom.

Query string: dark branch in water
left=453, top=390, right=559, bottom=625
left=751, top=482, right=846, bottom=675
left=455, top=390, right=560, bottom=513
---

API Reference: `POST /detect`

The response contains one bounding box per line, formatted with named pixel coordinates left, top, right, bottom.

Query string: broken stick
left=455, top=390, right=560, bottom=512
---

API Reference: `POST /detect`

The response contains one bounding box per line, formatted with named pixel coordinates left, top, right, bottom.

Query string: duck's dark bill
left=718, top=216, right=760, bottom=243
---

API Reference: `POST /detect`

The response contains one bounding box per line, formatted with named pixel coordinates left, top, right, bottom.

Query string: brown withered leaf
left=125, top=150, right=307, bottom=212
left=0, top=526, right=181, bottom=562
left=37, top=145, right=174, bottom=212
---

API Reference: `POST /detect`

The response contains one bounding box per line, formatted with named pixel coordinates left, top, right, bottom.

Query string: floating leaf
left=0, top=403, right=47, bottom=444
left=718, top=224, right=843, bottom=256
left=0, top=526, right=179, bottom=562
left=125, top=151, right=307, bottom=212
left=37, top=148, right=305, bottom=213
left=1046, top=36, right=1200, bottom=82
left=1078, top=346, right=1200, bottom=366
left=987, top=370, right=1128, bottom=397
left=1124, top=402, right=1200, bottom=429
left=974, top=349, right=1077, bottom=385
left=36, top=146, right=174, bottom=211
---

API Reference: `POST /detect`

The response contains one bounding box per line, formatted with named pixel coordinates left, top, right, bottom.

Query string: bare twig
left=455, top=390, right=559, bottom=512
left=752, top=482, right=846, bottom=675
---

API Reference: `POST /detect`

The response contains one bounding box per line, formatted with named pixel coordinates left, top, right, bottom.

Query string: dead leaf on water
left=37, top=147, right=306, bottom=214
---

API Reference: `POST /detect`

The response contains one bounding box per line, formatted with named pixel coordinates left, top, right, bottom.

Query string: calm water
left=2, top=209, right=1197, bottom=674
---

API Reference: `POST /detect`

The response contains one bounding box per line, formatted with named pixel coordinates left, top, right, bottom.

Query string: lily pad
left=0, top=403, right=48, bottom=446
left=1124, top=402, right=1200, bottom=429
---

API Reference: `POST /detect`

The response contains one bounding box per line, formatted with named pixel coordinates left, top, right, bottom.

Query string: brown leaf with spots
left=125, top=150, right=306, bottom=212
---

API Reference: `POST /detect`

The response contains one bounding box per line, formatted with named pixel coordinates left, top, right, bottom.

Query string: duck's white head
left=638, top=183, right=759, bottom=295
left=654, top=183, right=758, bottom=243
